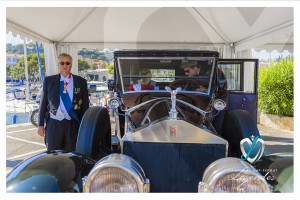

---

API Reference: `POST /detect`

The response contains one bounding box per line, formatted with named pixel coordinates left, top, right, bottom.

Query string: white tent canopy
left=6, top=7, right=293, bottom=75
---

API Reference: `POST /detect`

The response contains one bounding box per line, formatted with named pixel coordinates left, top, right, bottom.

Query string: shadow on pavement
left=263, top=136, right=293, bottom=143
left=265, top=145, right=294, bottom=155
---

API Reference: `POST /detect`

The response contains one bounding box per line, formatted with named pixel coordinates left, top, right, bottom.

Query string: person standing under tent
left=38, top=53, right=89, bottom=151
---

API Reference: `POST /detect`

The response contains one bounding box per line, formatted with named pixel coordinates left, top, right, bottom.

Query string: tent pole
left=23, top=37, right=30, bottom=101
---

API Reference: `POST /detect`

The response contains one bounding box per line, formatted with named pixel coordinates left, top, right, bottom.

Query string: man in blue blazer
left=38, top=53, right=89, bottom=151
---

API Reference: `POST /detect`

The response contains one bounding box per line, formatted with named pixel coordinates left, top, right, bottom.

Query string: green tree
left=91, top=63, right=98, bottom=70
left=14, top=53, right=45, bottom=80
left=78, top=59, right=91, bottom=71
left=13, top=44, right=24, bottom=54
left=6, top=65, right=13, bottom=77
left=101, top=62, right=108, bottom=69
left=91, top=54, right=97, bottom=59
left=258, top=60, right=293, bottom=116
left=6, top=42, right=44, bottom=54
left=103, top=50, right=113, bottom=63
left=107, top=63, right=114, bottom=74
left=10, top=65, right=25, bottom=80
left=6, top=43, right=13, bottom=53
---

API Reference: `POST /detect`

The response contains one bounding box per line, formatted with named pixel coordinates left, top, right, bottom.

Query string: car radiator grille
left=123, top=142, right=226, bottom=192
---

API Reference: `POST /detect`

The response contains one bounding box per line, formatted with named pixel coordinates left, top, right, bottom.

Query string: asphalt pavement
left=6, top=123, right=294, bottom=175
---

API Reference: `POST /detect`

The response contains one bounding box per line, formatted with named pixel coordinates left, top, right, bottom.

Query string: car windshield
left=118, top=57, right=215, bottom=94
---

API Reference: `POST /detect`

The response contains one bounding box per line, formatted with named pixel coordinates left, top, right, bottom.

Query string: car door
left=218, top=59, right=259, bottom=122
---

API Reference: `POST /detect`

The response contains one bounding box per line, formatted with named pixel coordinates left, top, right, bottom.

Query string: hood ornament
left=165, top=86, right=181, bottom=120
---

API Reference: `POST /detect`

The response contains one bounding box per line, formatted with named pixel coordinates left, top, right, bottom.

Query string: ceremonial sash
left=60, top=81, right=80, bottom=124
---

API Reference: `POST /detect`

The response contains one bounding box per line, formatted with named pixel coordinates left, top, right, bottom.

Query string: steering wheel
left=169, top=79, right=200, bottom=91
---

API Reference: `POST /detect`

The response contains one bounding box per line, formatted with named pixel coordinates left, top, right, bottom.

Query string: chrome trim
left=123, top=90, right=208, bottom=95
left=207, top=58, right=216, bottom=95
left=200, top=157, right=271, bottom=192
left=126, top=97, right=208, bottom=118
left=140, top=98, right=168, bottom=126
left=83, top=154, right=150, bottom=193
left=124, top=96, right=209, bottom=136
left=213, top=99, right=226, bottom=111
left=122, top=119, right=228, bottom=145
left=126, top=97, right=167, bottom=114
left=109, top=92, right=122, bottom=142
left=139, top=99, right=187, bottom=127
left=109, top=98, right=120, bottom=109
left=165, top=86, right=181, bottom=120
left=176, top=98, right=208, bottom=117
left=115, top=110, right=121, bottom=142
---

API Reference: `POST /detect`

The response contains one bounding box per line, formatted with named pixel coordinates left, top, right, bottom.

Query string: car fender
left=6, top=151, right=96, bottom=193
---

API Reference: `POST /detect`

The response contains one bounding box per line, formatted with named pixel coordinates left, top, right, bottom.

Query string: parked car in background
left=88, top=81, right=109, bottom=107
left=6, top=88, right=26, bottom=100
left=7, top=50, right=293, bottom=193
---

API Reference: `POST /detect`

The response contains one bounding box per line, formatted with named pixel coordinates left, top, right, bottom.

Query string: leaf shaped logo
left=240, top=135, right=265, bottom=164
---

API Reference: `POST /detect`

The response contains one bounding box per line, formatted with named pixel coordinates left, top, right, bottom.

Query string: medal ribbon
left=63, top=73, right=72, bottom=92
left=60, top=78, right=80, bottom=124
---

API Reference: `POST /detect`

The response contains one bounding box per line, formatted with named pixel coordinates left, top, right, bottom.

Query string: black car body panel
left=6, top=151, right=95, bottom=192
left=254, top=153, right=293, bottom=192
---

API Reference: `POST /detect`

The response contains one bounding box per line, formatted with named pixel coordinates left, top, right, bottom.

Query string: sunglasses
left=59, top=61, right=71, bottom=66
left=184, top=69, right=191, bottom=74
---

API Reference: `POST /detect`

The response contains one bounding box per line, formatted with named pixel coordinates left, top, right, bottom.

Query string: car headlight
left=83, top=154, right=150, bottom=193
left=109, top=98, right=120, bottom=109
left=213, top=99, right=226, bottom=111
left=198, top=157, right=271, bottom=193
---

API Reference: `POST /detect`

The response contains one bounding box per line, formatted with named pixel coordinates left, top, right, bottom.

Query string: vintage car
left=6, top=50, right=293, bottom=193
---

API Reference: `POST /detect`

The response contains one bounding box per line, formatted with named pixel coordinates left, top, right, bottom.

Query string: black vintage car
left=6, top=50, right=293, bottom=193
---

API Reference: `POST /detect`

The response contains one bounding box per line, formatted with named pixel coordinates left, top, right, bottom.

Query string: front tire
left=76, top=106, right=111, bottom=160
left=222, top=109, right=260, bottom=157
left=30, top=108, right=39, bottom=127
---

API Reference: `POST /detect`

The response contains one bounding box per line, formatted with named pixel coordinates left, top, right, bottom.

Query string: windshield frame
left=117, top=56, right=216, bottom=95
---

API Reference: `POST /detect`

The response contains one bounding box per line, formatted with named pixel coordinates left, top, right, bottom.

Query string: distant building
left=79, top=68, right=113, bottom=82
left=6, top=53, right=23, bottom=66
left=93, top=60, right=108, bottom=69
left=84, top=58, right=94, bottom=65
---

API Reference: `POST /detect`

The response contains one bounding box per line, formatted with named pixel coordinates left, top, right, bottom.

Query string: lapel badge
left=75, top=88, right=81, bottom=94
left=78, top=99, right=83, bottom=105
left=74, top=104, right=78, bottom=110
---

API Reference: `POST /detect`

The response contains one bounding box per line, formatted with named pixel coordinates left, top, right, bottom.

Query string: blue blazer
left=38, top=74, right=89, bottom=126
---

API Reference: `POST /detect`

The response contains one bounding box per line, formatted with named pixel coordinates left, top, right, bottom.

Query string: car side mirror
left=107, top=79, right=115, bottom=91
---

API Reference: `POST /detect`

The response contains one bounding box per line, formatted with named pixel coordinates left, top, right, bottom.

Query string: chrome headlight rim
left=199, top=157, right=271, bottom=193
left=213, top=99, right=226, bottom=111
left=83, top=154, right=149, bottom=193
left=109, top=98, right=120, bottom=109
